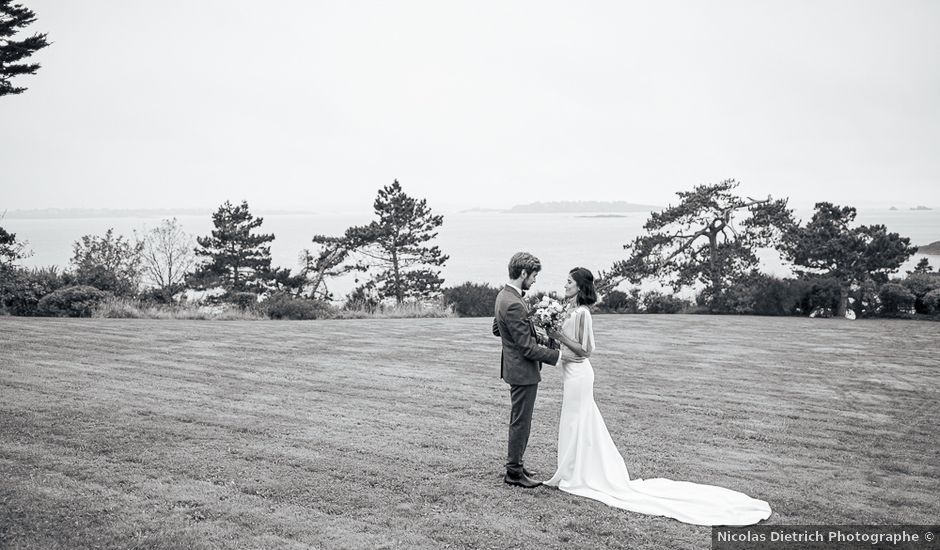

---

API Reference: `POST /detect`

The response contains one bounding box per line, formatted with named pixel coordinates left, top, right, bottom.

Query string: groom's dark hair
left=508, top=252, right=542, bottom=279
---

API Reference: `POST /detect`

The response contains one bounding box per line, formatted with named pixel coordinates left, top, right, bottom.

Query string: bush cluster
left=641, top=291, right=689, bottom=313
left=878, top=283, right=916, bottom=317
left=36, top=285, right=111, bottom=317
left=688, top=272, right=940, bottom=319
left=901, top=274, right=940, bottom=314
left=442, top=282, right=499, bottom=317
left=263, top=293, right=335, bottom=320
left=1, top=267, right=67, bottom=316
left=924, top=288, right=940, bottom=314
left=596, top=289, right=640, bottom=313
left=704, top=275, right=844, bottom=316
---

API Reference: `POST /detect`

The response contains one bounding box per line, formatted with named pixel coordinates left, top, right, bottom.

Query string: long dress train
left=543, top=306, right=772, bottom=526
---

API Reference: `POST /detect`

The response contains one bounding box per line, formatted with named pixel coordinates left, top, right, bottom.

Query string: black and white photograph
left=1, top=1, right=938, bottom=548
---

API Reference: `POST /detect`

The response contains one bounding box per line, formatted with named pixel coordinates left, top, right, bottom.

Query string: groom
left=492, top=252, right=562, bottom=488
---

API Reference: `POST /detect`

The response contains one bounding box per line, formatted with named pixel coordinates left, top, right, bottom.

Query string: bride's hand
left=547, top=329, right=561, bottom=340
left=560, top=347, right=580, bottom=363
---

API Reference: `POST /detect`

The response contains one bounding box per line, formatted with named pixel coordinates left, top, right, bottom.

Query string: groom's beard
left=521, top=276, right=536, bottom=291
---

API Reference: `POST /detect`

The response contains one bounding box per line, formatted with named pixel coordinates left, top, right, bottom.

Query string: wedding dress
left=543, top=306, right=772, bottom=526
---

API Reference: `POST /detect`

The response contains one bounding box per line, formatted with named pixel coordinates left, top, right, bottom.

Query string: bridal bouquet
left=529, top=296, right=566, bottom=333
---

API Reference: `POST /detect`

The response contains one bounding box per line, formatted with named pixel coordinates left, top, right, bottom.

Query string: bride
left=544, top=267, right=772, bottom=526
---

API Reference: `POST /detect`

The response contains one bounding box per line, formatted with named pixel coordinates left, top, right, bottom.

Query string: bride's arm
left=552, top=332, right=590, bottom=358
left=549, top=309, right=593, bottom=358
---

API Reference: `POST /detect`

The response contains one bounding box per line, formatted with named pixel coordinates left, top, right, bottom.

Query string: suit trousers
left=506, top=382, right=539, bottom=475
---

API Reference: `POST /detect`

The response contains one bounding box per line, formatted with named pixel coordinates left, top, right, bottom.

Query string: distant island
left=889, top=206, right=898, bottom=211
left=910, top=205, right=933, bottom=211
left=507, top=201, right=660, bottom=214
left=919, top=241, right=940, bottom=255
left=3, top=208, right=316, bottom=219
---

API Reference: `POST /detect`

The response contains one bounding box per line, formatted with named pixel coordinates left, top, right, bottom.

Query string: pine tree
left=605, top=180, right=794, bottom=308
left=1, top=0, right=50, bottom=97
left=781, top=202, right=916, bottom=316
left=191, top=201, right=275, bottom=294
left=301, top=235, right=364, bottom=301
left=909, top=257, right=933, bottom=275
left=344, top=180, right=449, bottom=304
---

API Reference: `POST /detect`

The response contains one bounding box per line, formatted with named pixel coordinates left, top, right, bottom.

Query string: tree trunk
left=231, top=243, right=240, bottom=291
left=837, top=284, right=849, bottom=318
left=391, top=249, right=402, bottom=304
left=309, top=271, right=324, bottom=300
left=708, top=231, right=720, bottom=300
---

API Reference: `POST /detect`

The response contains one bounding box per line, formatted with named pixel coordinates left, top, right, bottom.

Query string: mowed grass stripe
left=1, top=315, right=937, bottom=549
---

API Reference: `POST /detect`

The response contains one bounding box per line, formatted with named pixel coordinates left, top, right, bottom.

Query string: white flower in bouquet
left=529, top=296, right=567, bottom=332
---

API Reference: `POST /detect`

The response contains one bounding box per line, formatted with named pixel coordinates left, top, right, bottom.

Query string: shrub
left=68, top=265, right=129, bottom=295
left=849, top=279, right=880, bottom=318
left=138, top=284, right=185, bottom=305
left=900, top=273, right=940, bottom=314
left=796, top=277, right=842, bottom=317
left=442, top=282, right=499, bottom=317
left=597, top=289, right=640, bottom=314
left=748, top=277, right=809, bottom=316
left=923, top=288, right=940, bottom=315
left=878, top=283, right=915, bottom=316
left=226, top=291, right=259, bottom=310
left=641, top=291, right=688, bottom=314
left=701, top=284, right=751, bottom=314
left=37, top=285, right=111, bottom=317
left=715, top=275, right=823, bottom=316
left=263, top=293, right=334, bottom=320
left=69, top=229, right=143, bottom=296
left=344, top=283, right=379, bottom=313
left=1, top=266, right=67, bottom=316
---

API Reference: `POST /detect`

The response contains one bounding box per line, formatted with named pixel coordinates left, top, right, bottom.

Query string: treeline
left=0, top=180, right=458, bottom=319
left=437, top=180, right=940, bottom=320
left=593, top=180, right=939, bottom=320
left=2, top=178, right=938, bottom=320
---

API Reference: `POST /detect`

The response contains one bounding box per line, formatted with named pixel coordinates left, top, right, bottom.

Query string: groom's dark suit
left=493, top=285, right=560, bottom=478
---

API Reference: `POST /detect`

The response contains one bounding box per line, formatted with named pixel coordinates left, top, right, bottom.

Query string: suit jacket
left=493, top=285, right=560, bottom=385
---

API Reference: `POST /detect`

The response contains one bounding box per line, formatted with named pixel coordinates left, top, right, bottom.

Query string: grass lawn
left=1, top=315, right=937, bottom=549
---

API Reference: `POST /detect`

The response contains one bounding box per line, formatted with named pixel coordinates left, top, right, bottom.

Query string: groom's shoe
left=522, top=467, right=538, bottom=478
left=504, top=472, right=542, bottom=489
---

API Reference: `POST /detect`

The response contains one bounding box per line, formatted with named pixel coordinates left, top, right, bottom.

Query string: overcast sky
left=2, top=0, right=938, bottom=212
